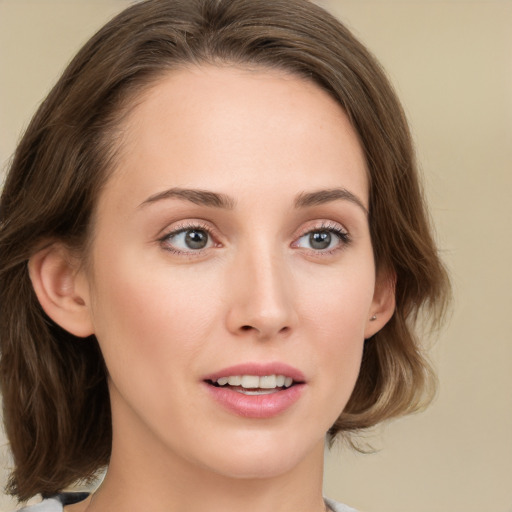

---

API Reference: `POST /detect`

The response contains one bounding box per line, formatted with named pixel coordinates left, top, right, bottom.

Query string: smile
left=210, top=374, right=295, bottom=393
left=204, top=364, right=305, bottom=418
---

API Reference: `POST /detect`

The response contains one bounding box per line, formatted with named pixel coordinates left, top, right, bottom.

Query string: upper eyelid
left=305, top=223, right=347, bottom=233
left=158, top=219, right=216, bottom=237
left=294, top=219, right=349, bottom=238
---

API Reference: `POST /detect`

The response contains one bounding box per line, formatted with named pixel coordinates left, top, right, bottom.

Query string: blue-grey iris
left=310, top=231, right=331, bottom=250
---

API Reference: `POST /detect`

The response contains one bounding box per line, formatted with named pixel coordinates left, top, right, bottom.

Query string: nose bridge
left=226, top=235, right=296, bottom=338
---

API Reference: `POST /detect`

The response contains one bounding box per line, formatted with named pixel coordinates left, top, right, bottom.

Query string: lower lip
left=204, top=383, right=305, bottom=418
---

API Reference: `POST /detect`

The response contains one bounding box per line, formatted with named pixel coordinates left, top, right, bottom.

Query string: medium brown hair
left=0, top=0, right=450, bottom=501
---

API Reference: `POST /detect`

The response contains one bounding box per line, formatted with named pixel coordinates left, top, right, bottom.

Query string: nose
left=225, top=246, right=297, bottom=340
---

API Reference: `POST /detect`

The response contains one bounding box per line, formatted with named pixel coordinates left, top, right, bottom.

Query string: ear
left=364, top=269, right=396, bottom=339
left=28, top=243, right=94, bottom=338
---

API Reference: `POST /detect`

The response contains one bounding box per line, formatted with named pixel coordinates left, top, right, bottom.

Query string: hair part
left=0, top=0, right=450, bottom=501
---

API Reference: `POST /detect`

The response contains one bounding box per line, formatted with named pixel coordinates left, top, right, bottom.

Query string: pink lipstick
left=203, top=362, right=306, bottom=418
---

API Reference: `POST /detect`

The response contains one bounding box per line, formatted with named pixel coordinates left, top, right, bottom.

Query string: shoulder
left=18, top=495, right=357, bottom=512
left=15, top=493, right=90, bottom=512
left=325, top=497, right=360, bottom=512
left=15, top=497, right=62, bottom=512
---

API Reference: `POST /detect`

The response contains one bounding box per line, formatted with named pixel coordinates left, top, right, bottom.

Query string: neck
left=84, top=415, right=327, bottom=512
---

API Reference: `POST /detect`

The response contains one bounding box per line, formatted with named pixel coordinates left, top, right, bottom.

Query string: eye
left=293, top=225, right=350, bottom=253
left=160, top=226, right=215, bottom=253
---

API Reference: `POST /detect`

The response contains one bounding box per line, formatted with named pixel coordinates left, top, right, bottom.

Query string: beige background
left=0, top=0, right=511, bottom=511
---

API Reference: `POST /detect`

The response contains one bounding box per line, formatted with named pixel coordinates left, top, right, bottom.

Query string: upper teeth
left=215, top=375, right=294, bottom=389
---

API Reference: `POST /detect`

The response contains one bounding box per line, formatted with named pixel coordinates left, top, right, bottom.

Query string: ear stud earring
left=370, top=315, right=377, bottom=321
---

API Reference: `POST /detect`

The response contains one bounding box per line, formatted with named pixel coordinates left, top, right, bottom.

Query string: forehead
left=103, top=64, right=369, bottom=208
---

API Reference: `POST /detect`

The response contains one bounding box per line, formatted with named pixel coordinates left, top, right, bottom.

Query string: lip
left=203, top=362, right=306, bottom=419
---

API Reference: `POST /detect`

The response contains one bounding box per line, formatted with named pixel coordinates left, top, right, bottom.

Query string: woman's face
left=81, top=66, right=386, bottom=479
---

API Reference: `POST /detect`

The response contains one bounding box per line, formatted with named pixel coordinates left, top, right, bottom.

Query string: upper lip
left=203, top=362, right=306, bottom=383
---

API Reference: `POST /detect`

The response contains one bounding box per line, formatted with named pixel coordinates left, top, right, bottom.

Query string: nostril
left=241, top=325, right=253, bottom=331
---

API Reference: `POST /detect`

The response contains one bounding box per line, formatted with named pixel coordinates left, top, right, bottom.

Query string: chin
left=208, top=456, right=302, bottom=481
left=192, top=431, right=324, bottom=481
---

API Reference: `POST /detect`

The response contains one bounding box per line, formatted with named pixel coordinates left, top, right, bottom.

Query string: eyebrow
left=294, top=188, right=368, bottom=215
left=139, top=187, right=236, bottom=209
left=139, top=186, right=367, bottom=214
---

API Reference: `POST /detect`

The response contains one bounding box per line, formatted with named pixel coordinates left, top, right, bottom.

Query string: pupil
left=185, top=230, right=208, bottom=249
left=310, top=231, right=331, bottom=250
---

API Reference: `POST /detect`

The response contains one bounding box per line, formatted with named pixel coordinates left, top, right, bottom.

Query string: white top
left=17, top=494, right=359, bottom=512
left=17, top=497, right=62, bottom=511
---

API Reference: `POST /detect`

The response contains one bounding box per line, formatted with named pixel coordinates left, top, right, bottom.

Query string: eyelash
left=292, top=222, right=351, bottom=256
left=158, top=221, right=351, bottom=257
left=158, top=221, right=219, bottom=257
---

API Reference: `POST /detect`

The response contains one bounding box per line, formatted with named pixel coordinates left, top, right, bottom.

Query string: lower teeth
left=208, top=381, right=292, bottom=395
left=235, top=388, right=280, bottom=395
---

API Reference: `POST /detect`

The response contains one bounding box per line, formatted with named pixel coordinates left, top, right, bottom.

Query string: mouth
left=206, top=374, right=297, bottom=395
left=203, top=363, right=306, bottom=418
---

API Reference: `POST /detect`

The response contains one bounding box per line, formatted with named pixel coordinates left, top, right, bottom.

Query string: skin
left=30, top=65, right=394, bottom=512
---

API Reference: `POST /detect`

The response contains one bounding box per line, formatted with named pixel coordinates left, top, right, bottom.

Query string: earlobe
left=364, top=270, right=396, bottom=339
left=28, top=244, right=94, bottom=338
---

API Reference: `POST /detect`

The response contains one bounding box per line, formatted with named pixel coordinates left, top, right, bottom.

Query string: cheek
left=88, top=255, right=217, bottom=376
left=299, top=263, right=375, bottom=341
left=298, top=264, right=374, bottom=411
left=315, top=294, right=367, bottom=382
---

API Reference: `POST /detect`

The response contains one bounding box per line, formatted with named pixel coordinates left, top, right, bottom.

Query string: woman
left=0, top=0, right=449, bottom=511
